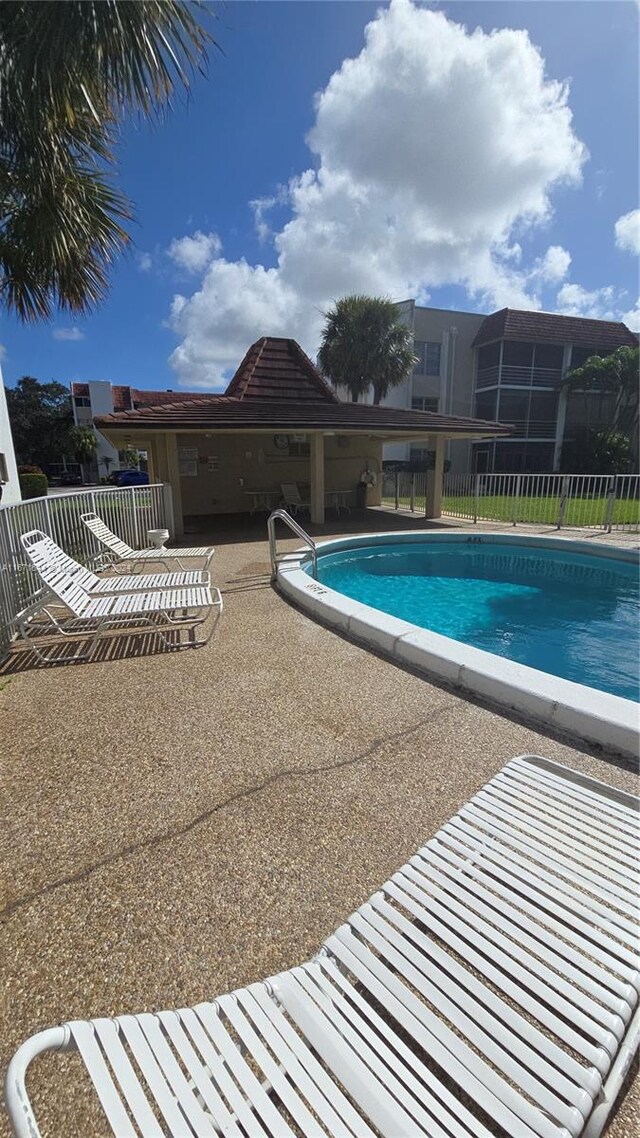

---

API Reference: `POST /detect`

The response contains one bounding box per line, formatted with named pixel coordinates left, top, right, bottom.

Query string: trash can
left=356, top=482, right=367, bottom=509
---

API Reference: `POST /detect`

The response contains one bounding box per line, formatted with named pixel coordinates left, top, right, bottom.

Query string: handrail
left=267, top=509, right=317, bottom=581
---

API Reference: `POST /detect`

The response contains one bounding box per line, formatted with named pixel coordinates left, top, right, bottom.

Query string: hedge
left=19, top=472, right=48, bottom=499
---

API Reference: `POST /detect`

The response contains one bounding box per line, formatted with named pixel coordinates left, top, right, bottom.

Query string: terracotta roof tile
left=95, top=395, right=510, bottom=438
left=225, top=337, right=339, bottom=402
left=472, top=308, right=638, bottom=350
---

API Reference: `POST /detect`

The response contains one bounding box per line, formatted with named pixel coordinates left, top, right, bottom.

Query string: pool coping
left=276, top=530, right=640, bottom=759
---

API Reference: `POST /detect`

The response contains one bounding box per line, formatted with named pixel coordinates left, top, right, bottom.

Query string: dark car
left=108, top=469, right=149, bottom=487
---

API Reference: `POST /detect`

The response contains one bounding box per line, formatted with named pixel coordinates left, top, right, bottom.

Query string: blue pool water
left=315, top=541, right=640, bottom=701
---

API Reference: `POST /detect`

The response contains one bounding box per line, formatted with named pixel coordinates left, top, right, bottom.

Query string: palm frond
left=0, top=0, right=213, bottom=321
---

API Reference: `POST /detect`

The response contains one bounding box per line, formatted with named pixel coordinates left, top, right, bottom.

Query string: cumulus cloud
left=614, top=209, right=640, bottom=256
left=137, top=251, right=153, bottom=272
left=52, top=327, right=84, bottom=342
left=620, top=299, right=640, bottom=332
left=555, top=282, right=624, bottom=320
left=167, top=230, right=222, bottom=274
left=533, top=245, right=571, bottom=283
left=168, top=0, right=587, bottom=387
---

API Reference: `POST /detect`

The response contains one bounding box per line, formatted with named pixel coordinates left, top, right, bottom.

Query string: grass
left=382, top=493, right=640, bottom=527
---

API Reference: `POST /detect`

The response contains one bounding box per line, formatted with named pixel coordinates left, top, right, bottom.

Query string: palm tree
left=0, top=1, right=211, bottom=322
left=318, top=295, right=417, bottom=404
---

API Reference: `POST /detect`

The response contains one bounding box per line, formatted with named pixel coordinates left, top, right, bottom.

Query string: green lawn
left=382, top=493, right=640, bottom=527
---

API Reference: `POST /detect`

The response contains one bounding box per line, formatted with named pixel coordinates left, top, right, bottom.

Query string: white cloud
left=250, top=187, right=288, bottom=243
left=614, top=209, right=640, bottom=256
left=620, top=299, right=640, bottom=332
left=168, top=0, right=587, bottom=388
left=533, top=244, right=571, bottom=283
left=167, top=231, right=222, bottom=274
left=137, top=251, right=153, bottom=272
left=555, top=282, right=624, bottom=321
left=52, top=327, right=84, bottom=342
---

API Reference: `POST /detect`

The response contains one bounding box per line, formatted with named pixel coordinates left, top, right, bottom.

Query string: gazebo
left=96, top=337, right=510, bottom=532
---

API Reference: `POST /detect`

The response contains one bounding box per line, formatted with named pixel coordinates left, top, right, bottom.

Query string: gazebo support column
left=310, top=433, right=325, bottom=525
left=424, top=435, right=445, bottom=519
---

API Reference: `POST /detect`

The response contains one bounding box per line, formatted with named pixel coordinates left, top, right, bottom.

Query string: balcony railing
left=476, top=364, right=563, bottom=389
left=507, top=419, right=557, bottom=439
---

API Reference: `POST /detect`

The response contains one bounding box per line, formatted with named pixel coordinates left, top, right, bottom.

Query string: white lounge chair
left=81, top=512, right=215, bottom=572
left=17, top=530, right=222, bottom=662
left=22, top=529, right=211, bottom=595
left=280, top=482, right=310, bottom=516
left=5, top=755, right=639, bottom=1138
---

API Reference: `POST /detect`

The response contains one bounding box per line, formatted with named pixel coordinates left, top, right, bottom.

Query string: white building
left=0, top=369, right=21, bottom=505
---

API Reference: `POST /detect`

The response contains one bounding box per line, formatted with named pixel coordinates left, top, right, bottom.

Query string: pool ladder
left=267, top=510, right=318, bottom=581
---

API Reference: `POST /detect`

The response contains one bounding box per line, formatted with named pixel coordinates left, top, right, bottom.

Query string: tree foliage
left=562, top=346, right=639, bottom=471
left=5, top=375, right=73, bottom=466
left=69, top=425, right=98, bottom=463
left=0, top=1, right=212, bottom=321
left=318, top=295, right=417, bottom=404
left=561, top=430, right=633, bottom=475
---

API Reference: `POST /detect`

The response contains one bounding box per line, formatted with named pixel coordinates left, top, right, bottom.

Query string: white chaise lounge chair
left=22, top=530, right=211, bottom=594
left=81, top=512, right=215, bottom=572
left=17, top=530, right=222, bottom=662
left=5, top=755, right=639, bottom=1138
left=280, top=482, right=310, bottom=516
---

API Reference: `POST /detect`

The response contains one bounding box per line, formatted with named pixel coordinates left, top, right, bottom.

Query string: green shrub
left=19, top=472, right=48, bottom=499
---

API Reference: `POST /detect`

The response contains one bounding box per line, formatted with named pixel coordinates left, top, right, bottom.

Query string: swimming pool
left=316, top=540, right=639, bottom=701
left=276, top=531, right=640, bottom=757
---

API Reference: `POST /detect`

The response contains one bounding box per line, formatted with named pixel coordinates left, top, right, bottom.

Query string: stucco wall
left=176, top=432, right=383, bottom=517
left=0, top=371, right=21, bottom=505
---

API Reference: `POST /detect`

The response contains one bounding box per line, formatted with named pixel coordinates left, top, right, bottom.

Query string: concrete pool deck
left=0, top=510, right=638, bottom=1137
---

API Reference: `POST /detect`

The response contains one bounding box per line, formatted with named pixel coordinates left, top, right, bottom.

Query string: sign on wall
left=178, top=446, right=198, bottom=477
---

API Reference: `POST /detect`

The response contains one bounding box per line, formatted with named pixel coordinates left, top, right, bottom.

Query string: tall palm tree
left=318, top=295, right=417, bottom=404
left=0, top=1, right=212, bottom=322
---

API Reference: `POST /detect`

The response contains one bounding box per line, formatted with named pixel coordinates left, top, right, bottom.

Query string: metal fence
left=382, top=470, right=640, bottom=532
left=0, top=483, right=170, bottom=660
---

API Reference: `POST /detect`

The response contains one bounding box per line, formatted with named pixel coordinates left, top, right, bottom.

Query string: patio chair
left=5, top=755, right=639, bottom=1138
left=17, top=530, right=222, bottom=662
left=81, top=512, right=215, bottom=572
left=23, top=530, right=211, bottom=595
left=280, top=482, right=310, bottom=516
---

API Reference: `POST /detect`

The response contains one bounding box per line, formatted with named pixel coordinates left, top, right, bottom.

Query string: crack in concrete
left=1, top=704, right=457, bottom=922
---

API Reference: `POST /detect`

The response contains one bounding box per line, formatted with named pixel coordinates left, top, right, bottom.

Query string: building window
left=425, top=342, right=441, bottom=376
left=410, top=446, right=432, bottom=463
left=569, top=345, right=601, bottom=370
left=477, top=342, right=500, bottom=370
left=411, top=396, right=439, bottom=413
left=502, top=341, right=534, bottom=369
left=0, top=453, right=8, bottom=483
left=474, top=391, right=497, bottom=421
left=476, top=341, right=500, bottom=388
left=413, top=340, right=441, bottom=376
left=74, top=396, right=91, bottom=408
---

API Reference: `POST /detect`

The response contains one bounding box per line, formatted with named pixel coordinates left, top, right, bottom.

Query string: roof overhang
left=97, top=424, right=510, bottom=444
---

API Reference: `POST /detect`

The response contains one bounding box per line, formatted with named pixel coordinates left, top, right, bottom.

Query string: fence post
left=394, top=470, right=399, bottom=511
left=473, top=474, right=479, bottom=524
left=410, top=473, right=415, bottom=513
left=42, top=494, right=53, bottom=538
left=162, top=482, right=176, bottom=537
left=512, top=475, right=522, bottom=527
left=557, top=476, right=570, bottom=529
left=604, top=476, right=617, bottom=533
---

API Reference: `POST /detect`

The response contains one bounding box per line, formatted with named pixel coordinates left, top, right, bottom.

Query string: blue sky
left=1, top=0, right=638, bottom=393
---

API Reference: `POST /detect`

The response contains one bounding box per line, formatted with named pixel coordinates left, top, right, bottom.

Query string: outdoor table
left=325, top=490, right=352, bottom=514
left=244, top=490, right=281, bottom=515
